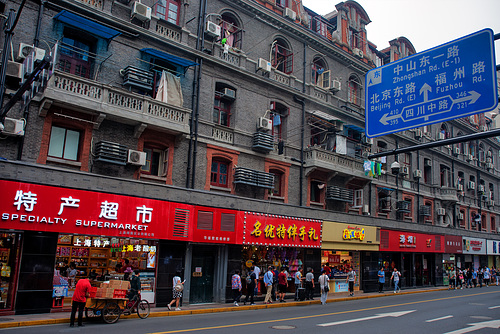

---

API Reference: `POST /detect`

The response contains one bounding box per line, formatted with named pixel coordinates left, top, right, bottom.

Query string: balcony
left=38, top=71, right=191, bottom=135
left=438, top=186, right=459, bottom=203
left=304, top=146, right=368, bottom=179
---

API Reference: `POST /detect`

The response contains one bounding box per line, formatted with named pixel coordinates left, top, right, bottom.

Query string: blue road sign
left=365, top=29, right=498, bottom=138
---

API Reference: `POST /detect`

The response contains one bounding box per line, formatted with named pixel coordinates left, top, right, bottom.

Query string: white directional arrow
left=379, top=112, right=402, bottom=125
left=454, top=91, right=481, bottom=104
left=317, top=310, right=416, bottom=327
left=443, top=319, right=500, bottom=334
left=419, top=83, right=432, bottom=102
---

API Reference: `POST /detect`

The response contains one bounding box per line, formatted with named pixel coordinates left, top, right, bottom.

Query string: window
left=457, top=132, right=465, bottom=154
left=141, top=148, right=168, bottom=177
left=349, top=28, right=363, bottom=50
left=310, top=180, right=324, bottom=204
left=478, top=143, right=485, bottom=163
left=213, top=84, right=235, bottom=126
left=377, top=188, right=392, bottom=213
left=58, top=31, right=95, bottom=79
left=439, top=123, right=450, bottom=139
left=481, top=215, right=486, bottom=232
left=220, top=13, right=242, bottom=49
left=424, top=159, right=432, bottom=184
left=197, top=211, right=213, bottom=230
left=440, top=165, right=451, bottom=187
left=211, top=160, right=229, bottom=187
left=457, top=171, right=465, bottom=191
left=489, top=183, right=494, bottom=200
left=48, top=126, right=81, bottom=161
left=402, top=196, right=413, bottom=220
left=400, top=153, right=411, bottom=179
left=353, top=189, right=363, bottom=208
left=424, top=200, right=433, bottom=224
left=459, top=210, right=466, bottom=228
left=270, top=102, right=288, bottom=142
left=491, top=217, right=496, bottom=233
left=271, top=39, right=293, bottom=74
left=275, top=0, right=288, bottom=7
left=270, top=170, right=283, bottom=197
left=154, top=0, right=180, bottom=25
left=348, top=75, right=361, bottom=105
left=312, top=57, right=330, bottom=88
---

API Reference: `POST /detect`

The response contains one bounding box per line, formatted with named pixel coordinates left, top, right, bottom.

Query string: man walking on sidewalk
left=305, top=268, right=315, bottom=300
left=391, top=267, right=401, bottom=293
left=263, top=266, right=274, bottom=304
left=347, top=267, right=356, bottom=297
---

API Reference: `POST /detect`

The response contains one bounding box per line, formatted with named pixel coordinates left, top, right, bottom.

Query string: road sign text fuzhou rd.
left=365, top=29, right=498, bottom=138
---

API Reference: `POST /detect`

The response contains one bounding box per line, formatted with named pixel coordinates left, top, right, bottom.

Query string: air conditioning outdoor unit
left=257, top=58, right=272, bottom=72
left=437, top=208, right=446, bottom=216
left=457, top=184, right=464, bottom=191
left=457, top=212, right=464, bottom=220
left=352, top=48, right=363, bottom=58
left=363, top=136, right=373, bottom=145
left=205, top=21, right=221, bottom=38
left=424, top=159, right=432, bottom=167
left=362, top=204, right=369, bottom=215
left=330, top=79, right=341, bottom=92
left=466, top=154, right=474, bottom=161
left=467, top=181, right=476, bottom=190
left=453, top=146, right=460, bottom=156
left=18, top=43, right=46, bottom=61
left=258, top=117, right=272, bottom=131
left=438, top=132, right=446, bottom=140
left=413, top=170, right=422, bottom=179
left=497, top=227, right=500, bottom=233
left=222, top=88, right=236, bottom=99
left=131, top=1, right=152, bottom=22
left=488, top=199, right=495, bottom=207
left=284, top=8, right=297, bottom=20
left=400, top=166, right=409, bottom=175
left=477, top=184, right=485, bottom=193
left=480, top=125, right=487, bottom=132
left=414, top=129, right=423, bottom=139
left=6, top=61, right=22, bottom=79
left=127, top=149, right=147, bottom=166
left=1, top=117, right=25, bottom=136
left=486, top=162, right=494, bottom=170
left=487, top=151, right=493, bottom=158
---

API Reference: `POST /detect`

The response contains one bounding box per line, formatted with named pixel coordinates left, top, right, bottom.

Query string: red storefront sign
left=444, top=235, right=463, bottom=254
left=328, top=254, right=341, bottom=264
left=380, top=229, right=444, bottom=253
left=242, top=211, right=321, bottom=248
left=0, top=180, right=169, bottom=239
left=189, top=206, right=243, bottom=244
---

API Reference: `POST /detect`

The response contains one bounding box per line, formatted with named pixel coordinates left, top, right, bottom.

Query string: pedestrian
left=128, top=269, right=141, bottom=302
left=272, top=266, right=279, bottom=302
left=305, top=267, right=315, bottom=300
left=253, top=264, right=261, bottom=295
left=294, top=267, right=303, bottom=301
left=378, top=267, right=385, bottom=293
left=277, top=267, right=288, bottom=303
left=347, top=267, right=356, bottom=296
left=122, top=259, right=133, bottom=280
left=231, top=270, right=242, bottom=306
left=492, top=266, right=499, bottom=286
left=483, top=266, right=490, bottom=287
left=318, top=269, right=330, bottom=305
left=67, top=262, right=78, bottom=288
left=391, top=267, right=401, bottom=293
left=244, top=266, right=256, bottom=305
left=458, top=270, right=464, bottom=289
left=322, top=263, right=331, bottom=278
left=478, top=268, right=484, bottom=288
left=449, top=268, right=456, bottom=290
left=69, top=277, right=91, bottom=327
left=472, top=268, right=478, bottom=287
left=466, top=268, right=473, bottom=288
left=263, top=266, right=274, bottom=304
left=167, top=271, right=185, bottom=311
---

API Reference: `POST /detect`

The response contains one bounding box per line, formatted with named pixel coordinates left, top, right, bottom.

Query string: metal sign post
left=365, top=29, right=498, bottom=138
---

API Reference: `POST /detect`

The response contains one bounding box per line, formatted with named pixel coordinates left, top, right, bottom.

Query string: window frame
left=47, top=125, right=81, bottom=162
left=154, top=0, right=180, bottom=25
left=271, top=41, right=293, bottom=74
left=211, top=159, right=229, bottom=188
left=141, top=147, right=169, bottom=177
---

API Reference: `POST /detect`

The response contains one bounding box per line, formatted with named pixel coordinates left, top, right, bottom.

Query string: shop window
left=348, top=75, right=361, bottom=105
left=220, top=13, right=242, bottom=49
left=58, top=31, right=95, bottom=79
left=154, top=0, right=180, bottom=25
left=211, top=160, right=229, bottom=187
left=141, top=148, right=168, bottom=177
left=271, top=38, right=293, bottom=74
left=0, top=233, right=20, bottom=311
left=48, top=126, right=81, bottom=161
left=213, top=84, right=235, bottom=127
left=220, top=213, right=236, bottom=232
left=197, top=211, right=214, bottom=230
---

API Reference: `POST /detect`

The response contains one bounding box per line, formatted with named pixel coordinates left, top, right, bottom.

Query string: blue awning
left=140, top=48, right=198, bottom=68
left=344, top=124, right=365, bottom=133
left=54, top=10, right=121, bottom=40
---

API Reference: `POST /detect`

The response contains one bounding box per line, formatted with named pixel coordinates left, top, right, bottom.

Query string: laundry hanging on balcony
left=364, top=160, right=382, bottom=177
left=155, top=70, right=183, bottom=107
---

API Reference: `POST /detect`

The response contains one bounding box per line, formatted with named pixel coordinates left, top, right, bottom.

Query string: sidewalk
left=0, top=287, right=449, bottom=329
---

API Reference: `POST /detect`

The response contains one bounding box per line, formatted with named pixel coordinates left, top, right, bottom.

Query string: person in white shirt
left=391, top=267, right=401, bottom=293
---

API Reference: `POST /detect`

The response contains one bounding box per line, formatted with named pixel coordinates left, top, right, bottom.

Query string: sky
left=301, top=0, right=500, bottom=63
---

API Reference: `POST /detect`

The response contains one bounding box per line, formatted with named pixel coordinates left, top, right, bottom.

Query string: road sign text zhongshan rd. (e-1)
left=365, top=29, right=498, bottom=138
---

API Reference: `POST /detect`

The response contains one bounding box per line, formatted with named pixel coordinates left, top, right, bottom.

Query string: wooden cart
left=85, top=295, right=150, bottom=324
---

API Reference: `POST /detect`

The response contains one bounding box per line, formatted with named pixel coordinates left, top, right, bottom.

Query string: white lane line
left=426, top=315, right=454, bottom=322
left=488, top=305, right=500, bottom=309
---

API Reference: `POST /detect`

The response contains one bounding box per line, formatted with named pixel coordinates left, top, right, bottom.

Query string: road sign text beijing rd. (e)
left=365, top=29, right=498, bottom=138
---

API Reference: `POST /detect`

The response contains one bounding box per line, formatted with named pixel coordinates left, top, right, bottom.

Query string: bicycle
left=85, top=291, right=150, bottom=324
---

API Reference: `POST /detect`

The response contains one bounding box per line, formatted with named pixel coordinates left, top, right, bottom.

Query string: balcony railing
left=304, top=146, right=367, bottom=178
left=438, top=186, right=459, bottom=202
left=39, top=71, right=191, bottom=135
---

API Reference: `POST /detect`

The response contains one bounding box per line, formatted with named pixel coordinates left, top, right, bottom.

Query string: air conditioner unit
left=478, top=184, right=485, bottom=193
left=362, top=204, right=369, bottom=215
left=414, top=129, right=423, bottom=139
left=353, top=48, right=363, bottom=58
left=487, top=151, right=493, bottom=158
left=480, top=125, right=487, bottom=132
left=424, top=159, right=432, bottom=167
left=363, top=136, right=373, bottom=145
left=488, top=199, right=495, bottom=207
left=413, top=169, right=422, bottom=179
left=222, top=88, right=236, bottom=99
left=330, top=79, right=341, bottom=92
left=1, top=117, right=25, bottom=136
left=453, top=146, right=460, bottom=156
left=457, top=212, right=464, bottom=220
left=18, top=43, right=46, bottom=61
left=467, top=181, right=475, bottom=190
left=6, top=61, right=22, bottom=79
left=257, top=58, right=272, bottom=72
left=466, top=154, right=474, bottom=161
left=497, top=227, right=500, bottom=233
left=486, top=162, right=494, bottom=170
left=438, top=132, right=446, bottom=140
left=400, top=166, right=409, bottom=175
left=205, top=21, right=221, bottom=38
left=437, top=208, right=446, bottom=216
left=284, top=8, right=296, bottom=20
left=127, top=149, right=147, bottom=166
left=457, top=184, right=464, bottom=191
left=258, top=117, right=272, bottom=131
left=131, top=1, right=152, bottom=22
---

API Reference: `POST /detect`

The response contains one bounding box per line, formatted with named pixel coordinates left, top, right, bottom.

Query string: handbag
left=174, top=283, right=184, bottom=292
left=324, top=285, right=329, bottom=293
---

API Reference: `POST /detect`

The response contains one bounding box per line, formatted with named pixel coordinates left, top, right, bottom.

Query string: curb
left=0, top=288, right=449, bottom=329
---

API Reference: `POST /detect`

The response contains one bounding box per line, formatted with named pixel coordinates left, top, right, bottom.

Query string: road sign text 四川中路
left=365, top=29, right=498, bottom=138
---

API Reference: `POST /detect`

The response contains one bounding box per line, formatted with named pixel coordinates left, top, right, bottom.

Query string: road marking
left=488, top=305, right=500, bottom=309
left=426, top=315, right=453, bottom=322
left=149, top=290, right=500, bottom=334
left=443, top=319, right=500, bottom=334
left=318, top=310, right=415, bottom=327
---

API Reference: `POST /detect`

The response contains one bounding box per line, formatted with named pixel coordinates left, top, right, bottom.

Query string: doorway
left=189, top=245, right=216, bottom=304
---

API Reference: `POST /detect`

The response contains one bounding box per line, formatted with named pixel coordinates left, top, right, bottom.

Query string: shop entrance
left=189, top=246, right=215, bottom=304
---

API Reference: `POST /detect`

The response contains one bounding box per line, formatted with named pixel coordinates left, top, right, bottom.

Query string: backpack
left=246, top=273, right=253, bottom=284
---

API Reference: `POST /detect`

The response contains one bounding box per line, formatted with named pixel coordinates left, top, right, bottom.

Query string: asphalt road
left=3, top=287, right=500, bottom=334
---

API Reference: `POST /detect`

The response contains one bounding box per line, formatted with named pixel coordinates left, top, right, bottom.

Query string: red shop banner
left=444, top=235, right=463, bottom=254
left=0, top=180, right=170, bottom=239
left=242, top=211, right=322, bottom=248
left=380, top=229, right=444, bottom=253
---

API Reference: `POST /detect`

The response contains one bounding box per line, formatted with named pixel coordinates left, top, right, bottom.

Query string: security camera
left=391, top=161, right=401, bottom=175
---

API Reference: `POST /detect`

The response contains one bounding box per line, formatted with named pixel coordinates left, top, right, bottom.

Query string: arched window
left=312, top=56, right=329, bottom=88
left=271, top=38, right=293, bottom=74
left=348, top=75, right=362, bottom=105
left=220, top=13, right=242, bottom=49
left=439, top=123, right=450, bottom=139
left=478, top=143, right=485, bottom=163
left=154, top=0, right=181, bottom=25
left=457, top=132, right=465, bottom=154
